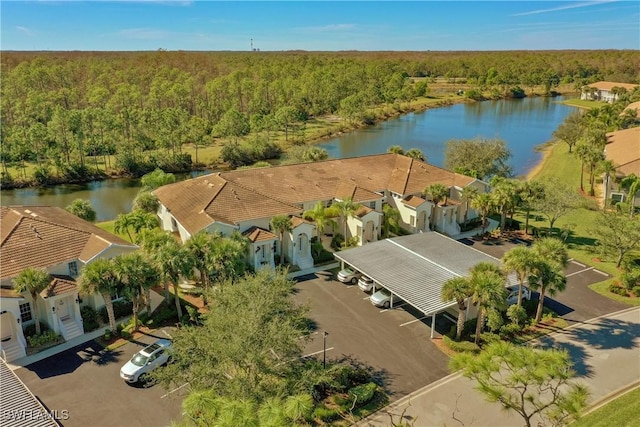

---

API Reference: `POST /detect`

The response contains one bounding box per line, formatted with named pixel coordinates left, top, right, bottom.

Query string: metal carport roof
left=334, top=232, right=515, bottom=317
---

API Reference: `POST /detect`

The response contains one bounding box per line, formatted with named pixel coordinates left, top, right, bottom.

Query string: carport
left=334, top=232, right=514, bottom=338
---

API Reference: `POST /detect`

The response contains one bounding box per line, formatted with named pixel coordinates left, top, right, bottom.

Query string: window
left=68, top=261, right=78, bottom=277
left=410, top=215, right=415, bottom=226
left=369, top=201, right=376, bottom=209
left=19, top=302, right=32, bottom=323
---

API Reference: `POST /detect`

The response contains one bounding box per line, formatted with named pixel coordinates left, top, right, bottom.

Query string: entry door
left=56, top=299, right=70, bottom=320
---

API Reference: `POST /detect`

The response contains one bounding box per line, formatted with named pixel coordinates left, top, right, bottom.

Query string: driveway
left=462, top=237, right=629, bottom=323
left=293, top=272, right=453, bottom=399
left=15, top=330, right=185, bottom=427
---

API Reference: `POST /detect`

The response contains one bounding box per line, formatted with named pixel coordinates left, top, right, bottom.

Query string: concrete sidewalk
left=361, top=306, right=640, bottom=427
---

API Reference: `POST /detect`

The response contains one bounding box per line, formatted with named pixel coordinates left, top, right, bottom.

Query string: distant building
left=580, top=81, right=638, bottom=103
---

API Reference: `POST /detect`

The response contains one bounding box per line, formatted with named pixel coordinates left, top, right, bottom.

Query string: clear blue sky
left=2, top=1, right=639, bottom=51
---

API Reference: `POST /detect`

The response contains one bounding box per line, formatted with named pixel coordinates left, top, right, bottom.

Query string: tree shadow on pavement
left=536, top=339, right=594, bottom=378
left=564, top=318, right=640, bottom=350
left=27, top=340, right=123, bottom=379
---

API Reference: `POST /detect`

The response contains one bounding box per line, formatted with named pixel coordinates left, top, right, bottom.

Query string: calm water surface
left=1, top=97, right=576, bottom=221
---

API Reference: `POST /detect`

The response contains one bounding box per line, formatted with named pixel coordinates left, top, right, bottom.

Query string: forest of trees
left=1, top=49, right=639, bottom=187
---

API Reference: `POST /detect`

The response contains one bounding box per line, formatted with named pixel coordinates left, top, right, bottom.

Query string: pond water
left=0, top=96, right=577, bottom=221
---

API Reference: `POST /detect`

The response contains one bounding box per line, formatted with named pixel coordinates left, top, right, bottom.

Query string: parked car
left=370, top=288, right=400, bottom=309
left=358, top=276, right=375, bottom=292
left=506, top=285, right=531, bottom=306
left=337, top=267, right=361, bottom=284
left=120, top=339, right=172, bottom=385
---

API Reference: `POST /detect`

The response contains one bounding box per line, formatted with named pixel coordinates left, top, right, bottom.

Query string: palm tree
left=185, top=231, right=217, bottom=305
left=113, top=253, right=159, bottom=330
left=137, top=228, right=176, bottom=300
left=114, top=212, right=135, bottom=241
left=154, top=240, right=193, bottom=320
left=270, top=215, right=293, bottom=265
left=460, top=186, right=479, bottom=224
left=441, top=276, right=472, bottom=341
left=620, top=173, right=640, bottom=216
left=490, top=176, right=518, bottom=234
left=303, top=201, right=337, bottom=239
left=387, top=145, right=404, bottom=155
left=502, top=246, right=536, bottom=306
left=333, top=198, right=360, bottom=241
left=382, top=204, right=401, bottom=238
left=424, top=183, right=449, bottom=230
left=405, top=148, right=426, bottom=162
left=470, top=193, right=493, bottom=235
left=469, top=262, right=506, bottom=344
left=13, top=268, right=50, bottom=335
left=78, top=259, right=120, bottom=332
left=532, top=237, right=569, bottom=270
left=518, top=180, right=545, bottom=234
left=527, top=260, right=566, bottom=324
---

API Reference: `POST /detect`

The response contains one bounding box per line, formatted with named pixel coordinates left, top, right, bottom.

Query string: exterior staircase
left=60, top=318, right=83, bottom=341
left=297, top=255, right=314, bottom=270
left=0, top=339, right=26, bottom=362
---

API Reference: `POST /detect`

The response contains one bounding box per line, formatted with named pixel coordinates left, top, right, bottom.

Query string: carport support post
left=430, top=313, right=436, bottom=339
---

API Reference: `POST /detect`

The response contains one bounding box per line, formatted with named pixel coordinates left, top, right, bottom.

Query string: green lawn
left=570, top=387, right=640, bottom=427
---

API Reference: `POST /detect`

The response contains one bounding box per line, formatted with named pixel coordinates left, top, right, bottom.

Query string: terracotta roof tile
left=1, top=206, right=137, bottom=280
left=40, top=275, right=77, bottom=299
left=0, top=288, right=22, bottom=298
left=290, top=216, right=313, bottom=228
left=242, top=226, right=277, bottom=243
left=605, top=127, right=640, bottom=176
left=354, top=205, right=374, bottom=218
left=401, top=195, right=427, bottom=208
left=154, top=154, right=478, bottom=235
left=623, top=101, right=640, bottom=118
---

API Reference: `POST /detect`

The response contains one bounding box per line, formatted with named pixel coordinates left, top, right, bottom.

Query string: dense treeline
left=1, top=50, right=639, bottom=186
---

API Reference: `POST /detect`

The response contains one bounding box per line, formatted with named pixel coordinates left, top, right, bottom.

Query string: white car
left=370, top=288, right=400, bottom=309
left=506, top=285, right=531, bottom=306
left=120, top=339, right=171, bottom=385
left=337, top=267, right=361, bottom=284
left=358, top=276, right=375, bottom=292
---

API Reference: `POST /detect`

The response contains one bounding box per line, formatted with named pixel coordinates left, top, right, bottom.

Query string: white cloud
left=16, top=26, right=35, bottom=36
left=513, top=0, right=617, bottom=16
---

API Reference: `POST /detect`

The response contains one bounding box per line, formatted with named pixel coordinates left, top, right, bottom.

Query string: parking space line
left=380, top=302, right=408, bottom=313
left=161, top=382, right=189, bottom=398
left=363, top=296, right=371, bottom=300
left=400, top=316, right=428, bottom=327
left=302, top=347, right=334, bottom=358
left=570, top=260, right=586, bottom=267
left=566, top=267, right=594, bottom=277
left=299, top=332, right=318, bottom=339
left=593, top=269, right=608, bottom=276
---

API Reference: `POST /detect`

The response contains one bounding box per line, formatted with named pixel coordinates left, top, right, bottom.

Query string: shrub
left=442, top=335, right=481, bottom=353
left=479, top=332, right=501, bottom=344
left=632, top=286, right=640, bottom=297
left=621, top=269, right=640, bottom=290
left=348, top=382, right=377, bottom=406
left=81, top=305, right=100, bottom=332
left=27, top=330, right=61, bottom=347
left=24, top=322, right=49, bottom=337
left=33, top=166, right=53, bottom=185
left=507, top=304, right=528, bottom=326
left=330, top=234, right=345, bottom=251
left=499, top=323, right=523, bottom=339
left=99, top=300, right=133, bottom=323
left=608, top=283, right=629, bottom=296
left=313, top=405, right=340, bottom=422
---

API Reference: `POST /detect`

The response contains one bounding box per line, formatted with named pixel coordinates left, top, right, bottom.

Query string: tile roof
left=586, top=81, right=639, bottom=91
left=0, top=288, right=23, bottom=298
left=154, top=154, right=479, bottom=236
left=1, top=206, right=137, bottom=280
left=290, top=216, right=314, bottom=228
left=623, top=101, right=640, bottom=118
left=0, top=358, right=60, bottom=427
left=605, top=127, right=640, bottom=176
left=242, top=226, right=277, bottom=243
left=354, top=205, right=374, bottom=218
left=401, top=195, right=427, bottom=208
left=40, top=275, right=77, bottom=299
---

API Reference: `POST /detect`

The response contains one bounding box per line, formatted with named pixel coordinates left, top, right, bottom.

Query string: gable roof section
left=154, top=154, right=479, bottom=236
left=587, top=81, right=639, bottom=91
left=623, top=101, right=640, bottom=118
left=0, top=206, right=137, bottom=280
left=401, top=195, right=427, bottom=208
left=605, top=127, right=640, bottom=176
left=242, top=226, right=277, bottom=243
left=41, top=275, right=77, bottom=299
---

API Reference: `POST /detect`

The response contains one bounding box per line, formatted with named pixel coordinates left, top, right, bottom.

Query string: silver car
left=337, top=267, right=361, bottom=284
left=358, top=276, right=375, bottom=292
left=120, top=339, right=171, bottom=385
left=506, top=285, right=531, bottom=305
left=370, top=288, right=399, bottom=308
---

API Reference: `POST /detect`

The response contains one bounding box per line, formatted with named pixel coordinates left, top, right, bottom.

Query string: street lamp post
left=323, top=331, right=329, bottom=369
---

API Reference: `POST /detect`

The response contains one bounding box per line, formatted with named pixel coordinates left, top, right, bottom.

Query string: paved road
left=361, top=306, right=640, bottom=427
left=15, top=331, right=185, bottom=427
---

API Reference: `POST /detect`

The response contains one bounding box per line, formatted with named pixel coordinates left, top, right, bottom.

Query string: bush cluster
left=27, top=330, right=61, bottom=347
left=23, top=322, right=49, bottom=337
left=442, top=334, right=481, bottom=353
left=81, top=305, right=100, bottom=332
left=99, top=300, right=133, bottom=324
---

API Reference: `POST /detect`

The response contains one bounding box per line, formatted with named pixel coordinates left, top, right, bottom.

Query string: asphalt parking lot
left=463, top=238, right=629, bottom=322
left=293, top=272, right=453, bottom=399
left=15, top=330, right=185, bottom=427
